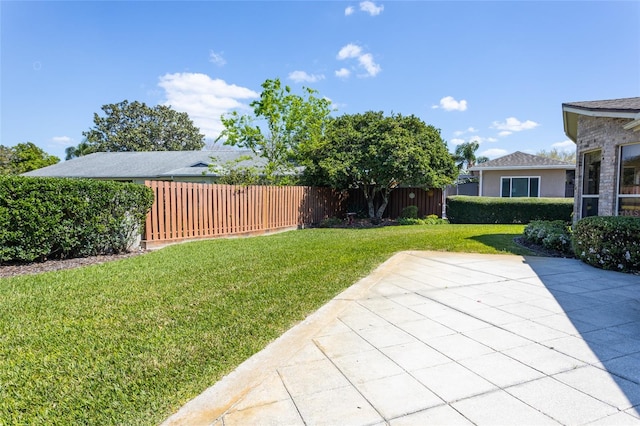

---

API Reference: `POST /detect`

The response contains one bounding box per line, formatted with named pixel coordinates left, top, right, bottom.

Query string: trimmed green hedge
left=0, top=176, right=154, bottom=263
left=573, top=216, right=640, bottom=272
left=446, top=196, right=573, bottom=224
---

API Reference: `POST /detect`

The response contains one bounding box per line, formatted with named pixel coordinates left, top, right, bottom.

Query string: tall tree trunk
left=375, top=188, right=391, bottom=219
left=362, top=184, right=376, bottom=218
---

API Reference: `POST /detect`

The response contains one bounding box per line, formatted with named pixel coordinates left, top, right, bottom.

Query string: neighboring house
left=562, top=97, right=640, bottom=221
left=445, top=174, right=479, bottom=197
left=468, top=151, right=575, bottom=198
left=22, top=150, right=267, bottom=184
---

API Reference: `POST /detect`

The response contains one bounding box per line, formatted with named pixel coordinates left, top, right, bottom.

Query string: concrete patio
left=163, top=251, right=640, bottom=425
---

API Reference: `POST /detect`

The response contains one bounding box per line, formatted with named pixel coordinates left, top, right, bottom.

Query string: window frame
left=500, top=176, right=541, bottom=198
left=617, top=142, right=640, bottom=217
left=581, top=149, right=601, bottom=218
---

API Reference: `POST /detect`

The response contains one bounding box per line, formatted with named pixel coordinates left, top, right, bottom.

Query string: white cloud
left=158, top=72, right=258, bottom=140
left=358, top=53, right=381, bottom=77
left=452, top=135, right=497, bottom=146
left=498, top=131, right=512, bottom=137
left=209, top=50, right=226, bottom=67
left=552, top=140, right=576, bottom=151
left=481, top=148, right=509, bottom=159
left=51, top=136, right=73, bottom=145
left=453, top=127, right=478, bottom=136
left=288, top=71, right=325, bottom=83
left=335, top=68, right=351, bottom=78
left=433, top=96, right=468, bottom=112
left=336, top=43, right=380, bottom=77
left=345, top=6, right=355, bottom=15
left=469, top=135, right=497, bottom=144
left=492, top=117, right=539, bottom=132
left=337, top=43, right=362, bottom=60
left=360, top=1, right=384, bottom=15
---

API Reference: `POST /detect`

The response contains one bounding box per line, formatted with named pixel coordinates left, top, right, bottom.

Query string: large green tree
left=81, top=100, right=205, bottom=153
left=303, top=111, right=457, bottom=219
left=0, top=142, right=59, bottom=174
left=216, top=78, right=332, bottom=184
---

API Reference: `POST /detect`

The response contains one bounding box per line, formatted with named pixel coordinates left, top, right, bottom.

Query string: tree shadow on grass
left=468, top=234, right=536, bottom=256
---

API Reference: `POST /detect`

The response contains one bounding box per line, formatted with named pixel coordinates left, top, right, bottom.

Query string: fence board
left=143, top=182, right=340, bottom=247
left=142, top=182, right=443, bottom=247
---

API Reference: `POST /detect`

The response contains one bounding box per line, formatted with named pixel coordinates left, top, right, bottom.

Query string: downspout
left=478, top=170, right=483, bottom=196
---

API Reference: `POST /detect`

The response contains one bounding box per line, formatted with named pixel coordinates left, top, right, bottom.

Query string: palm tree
left=454, top=141, right=480, bottom=171
left=65, top=140, right=95, bottom=160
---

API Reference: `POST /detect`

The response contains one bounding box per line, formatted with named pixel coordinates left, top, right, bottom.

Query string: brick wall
left=575, top=116, right=639, bottom=221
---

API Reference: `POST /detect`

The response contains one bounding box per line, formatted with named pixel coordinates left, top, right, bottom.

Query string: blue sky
left=2, top=1, right=639, bottom=162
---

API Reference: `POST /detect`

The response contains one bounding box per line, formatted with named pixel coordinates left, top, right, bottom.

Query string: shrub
left=397, top=214, right=449, bottom=226
left=572, top=216, right=640, bottom=272
left=446, top=196, right=573, bottom=224
left=318, top=217, right=343, bottom=228
left=523, top=220, right=573, bottom=254
left=399, top=205, right=419, bottom=219
left=0, top=176, right=154, bottom=263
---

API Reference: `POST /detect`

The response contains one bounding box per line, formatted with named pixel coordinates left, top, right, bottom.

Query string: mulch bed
left=514, top=237, right=575, bottom=258
left=0, top=250, right=149, bottom=279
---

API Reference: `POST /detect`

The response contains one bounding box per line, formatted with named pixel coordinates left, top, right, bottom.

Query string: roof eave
left=562, top=104, right=640, bottom=142
left=469, top=165, right=575, bottom=171
left=622, top=113, right=640, bottom=131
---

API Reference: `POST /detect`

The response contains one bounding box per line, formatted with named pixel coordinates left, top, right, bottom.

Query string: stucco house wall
left=468, top=151, right=574, bottom=198
left=481, top=169, right=568, bottom=198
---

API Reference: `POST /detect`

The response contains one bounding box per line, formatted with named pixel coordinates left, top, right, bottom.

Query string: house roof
left=22, top=150, right=266, bottom=179
left=562, top=97, right=640, bottom=142
left=468, top=151, right=575, bottom=171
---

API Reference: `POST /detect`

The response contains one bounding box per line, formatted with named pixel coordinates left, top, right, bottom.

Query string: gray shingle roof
left=469, top=151, right=575, bottom=170
left=562, top=97, right=640, bottom=113
left=22, top=150, right=265, bottom=179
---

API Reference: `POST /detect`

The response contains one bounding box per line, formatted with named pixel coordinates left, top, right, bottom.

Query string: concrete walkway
left=163, top=251, right=640, bottom=425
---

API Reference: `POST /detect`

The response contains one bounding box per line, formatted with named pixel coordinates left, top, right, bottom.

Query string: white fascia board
left=468, top=165, right=575, bottom=172
left=622, top=113, right=640, bottom=131
left=561, top=105, right=639, bottom=119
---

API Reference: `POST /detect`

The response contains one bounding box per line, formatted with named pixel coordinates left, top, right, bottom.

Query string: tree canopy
left=78, top=100, right=205, bottom=154
left=0, top=142, right=60, bottom=175
left=536, top=148, right=576, bottom=164
left=302, top=111, right=457, bottom=219
left=216, top=78, right=332, bottom=184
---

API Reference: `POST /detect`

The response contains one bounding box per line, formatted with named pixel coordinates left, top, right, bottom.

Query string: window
left=501, top=177, right=540, bottom=197
left=618, top=143, right=640, bottom=217
left=581, top=150, right=601, bottom=218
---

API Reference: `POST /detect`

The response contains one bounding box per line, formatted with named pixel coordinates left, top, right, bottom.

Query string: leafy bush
left=398, top=214, right=449, bottom=226
left=446, top=196, right=573, bottom=224
left=0, top=176, right=154, bottom=263
left=572, top=216, right=640, bottom=272
left=399, top=205, right=419, bottom=219
left=523, top=220, right=573, bottom=254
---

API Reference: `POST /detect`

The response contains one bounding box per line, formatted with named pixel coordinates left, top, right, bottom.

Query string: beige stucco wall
left=480, top=169, right=570, bottom=197
left=574, top=116, right=640, bottom=221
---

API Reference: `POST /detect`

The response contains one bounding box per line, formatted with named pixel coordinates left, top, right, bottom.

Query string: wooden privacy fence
left=346, top=187, right=443, bottom=218
left=143, top=181, right=344, bottom=248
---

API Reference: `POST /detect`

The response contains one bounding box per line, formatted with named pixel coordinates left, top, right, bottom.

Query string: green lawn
left=0, top=224, right=532, bottom=425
